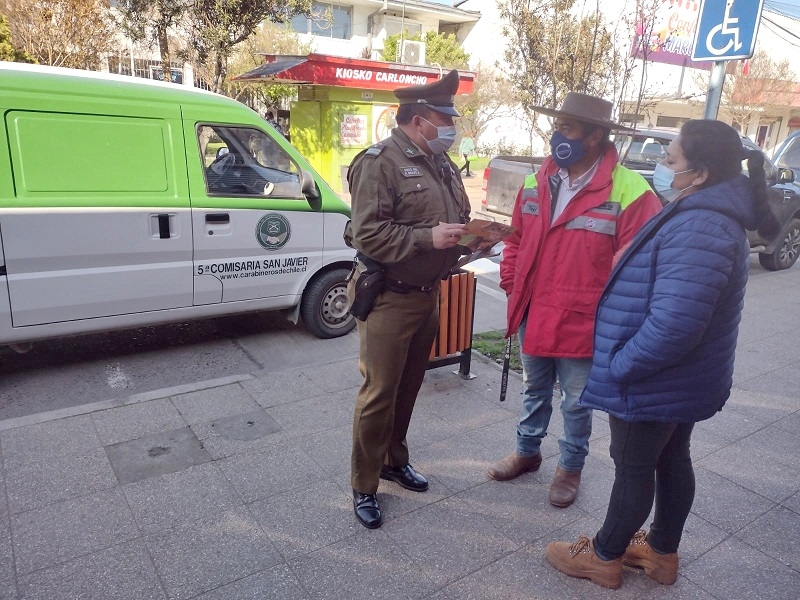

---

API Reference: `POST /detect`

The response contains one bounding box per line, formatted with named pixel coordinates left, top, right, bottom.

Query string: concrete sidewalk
left=0, top=257, right=799, bottom=599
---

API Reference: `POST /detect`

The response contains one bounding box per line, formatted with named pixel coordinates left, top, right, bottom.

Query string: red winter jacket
left=500, top=144, right=662, bottom=358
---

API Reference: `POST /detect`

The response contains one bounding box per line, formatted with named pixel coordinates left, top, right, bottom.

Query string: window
left=291, top=3, right=352, bottom=39
left=384, top=17, right=422, bottom=38
left=197, top=125, right=302, bottom=198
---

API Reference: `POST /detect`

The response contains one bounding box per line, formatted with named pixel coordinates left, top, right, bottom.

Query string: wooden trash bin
left=427, top=269, right=476, bottom=379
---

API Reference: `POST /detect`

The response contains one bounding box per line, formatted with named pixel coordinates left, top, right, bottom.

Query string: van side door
left=186, top=120, right=323, bottom=308
left=1, top=108, right=193, bottom=327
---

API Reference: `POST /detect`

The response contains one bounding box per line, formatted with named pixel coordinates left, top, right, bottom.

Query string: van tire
left=759, top=218, right=800, bottom=271
left=301, top=268, right=356, bottom=339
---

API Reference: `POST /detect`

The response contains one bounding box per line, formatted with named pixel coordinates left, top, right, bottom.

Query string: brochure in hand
left=454, top=218, right=515, bottom=269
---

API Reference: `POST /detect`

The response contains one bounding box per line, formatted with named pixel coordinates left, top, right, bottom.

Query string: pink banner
left=631, top=0, right=712, bottom=70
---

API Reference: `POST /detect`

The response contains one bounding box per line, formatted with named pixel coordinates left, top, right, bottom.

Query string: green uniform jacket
left=344, top=127, right=471, bottom=287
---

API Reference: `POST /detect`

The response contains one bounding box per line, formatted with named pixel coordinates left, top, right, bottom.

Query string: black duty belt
left=385, top=278, right=433, bottom=294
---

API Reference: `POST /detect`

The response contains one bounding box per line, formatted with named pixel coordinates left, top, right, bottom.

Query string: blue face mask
left=549, top=131, right=586, bottom=168
left=420, top=117, right=457, bottom=154
left=653, top=163, right=694, bottom=202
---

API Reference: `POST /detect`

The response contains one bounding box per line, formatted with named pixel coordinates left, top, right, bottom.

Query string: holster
left=348, top=252, right=386, bottom=321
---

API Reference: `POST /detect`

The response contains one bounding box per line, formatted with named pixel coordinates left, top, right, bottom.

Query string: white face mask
left=653, top=162, right=694, bottom=202
left=420, top=117, right=457, bottom=154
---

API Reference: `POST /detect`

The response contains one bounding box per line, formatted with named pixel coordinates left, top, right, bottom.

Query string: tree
left=6, top=0, right=114, bottom=70
left=498, top=0, right=618, bottom=141
left=381, top=30, right=469, bottom=69
left=719, top=51, right=795, bottom=136
left=223, top=21, right=312, bottom=110
left=0, top=14, right=35, bottom=63
left=115, top=0, right=189, bottom=81
left=187, top=0, right=310, bottom=94
left=454, top=62, right=513, bottom=143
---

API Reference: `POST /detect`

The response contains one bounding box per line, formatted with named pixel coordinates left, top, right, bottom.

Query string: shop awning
left=233, top=53, right=474, bottom=95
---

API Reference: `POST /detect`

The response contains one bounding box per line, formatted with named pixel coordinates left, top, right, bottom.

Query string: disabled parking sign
left=692, top=0, right=764, bottom=61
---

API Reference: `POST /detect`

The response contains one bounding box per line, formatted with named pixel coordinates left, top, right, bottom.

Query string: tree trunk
left=213, top=50, right=226, bottom=94
left=157, top=23, right=171, bottom=83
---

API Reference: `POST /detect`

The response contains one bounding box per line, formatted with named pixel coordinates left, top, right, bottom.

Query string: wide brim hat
left=532, top=92, right=633, bottom=131
left=394, top=69, right=461, bottom=117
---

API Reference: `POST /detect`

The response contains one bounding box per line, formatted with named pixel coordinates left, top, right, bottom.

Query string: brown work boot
left=623, top=530, right=679, bottom=585
left=549, top=466, right=581, bottom=507
left=546, top=535, right=623, bottom=589
left=487, top=452, right=542, bottom=481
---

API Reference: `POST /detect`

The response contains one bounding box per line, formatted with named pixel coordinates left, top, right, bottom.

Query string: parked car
left=481, top=128, right=800, bottom=270
left=772, top=129, right=800, bottom=181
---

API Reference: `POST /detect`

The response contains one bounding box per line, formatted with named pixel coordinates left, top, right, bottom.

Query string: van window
left=197, top=125, right=303, bottom=198
left=7, top=111, right=169, bottom=195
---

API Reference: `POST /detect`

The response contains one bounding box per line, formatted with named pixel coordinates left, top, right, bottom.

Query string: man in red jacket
left=488, top=93, right=661, bottom=507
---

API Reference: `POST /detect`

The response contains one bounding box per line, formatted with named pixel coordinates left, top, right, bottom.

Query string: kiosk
left=234, top=53, right=475, bottom=194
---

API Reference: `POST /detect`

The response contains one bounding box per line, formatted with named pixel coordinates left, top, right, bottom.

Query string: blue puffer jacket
left=580, top=174, right=760, bottom=423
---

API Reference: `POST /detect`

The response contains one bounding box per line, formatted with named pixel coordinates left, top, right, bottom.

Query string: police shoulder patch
left=400, top=166, right=423, bottom=177
left=365, top=145, right=384, bottom=157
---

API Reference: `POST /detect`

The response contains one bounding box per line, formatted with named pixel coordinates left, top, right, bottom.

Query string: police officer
left=344, top=69, right=470, bottom=529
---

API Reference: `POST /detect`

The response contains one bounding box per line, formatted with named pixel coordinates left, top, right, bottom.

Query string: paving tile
left=404, top=406, right=461, bottom=450
left=5, top=448, right=117, bottom=514
left=17, top=540, right=165, bottom=600
left=669, top=512, right=729, bottom=566
left=735, top=505, right=800, bottom=571
left=189, top=409, right=284, bottom=460
left=773, top=410, right=800, bottom=435
left=242, top=369, right=327, bottom=408
left=216, top=444, right=326, bottom=503
left=171, top=383, right=261, bottom=425
left=384, top=496, right=518, bottom=587
left=0, top=580, right=15, bottom=600
left=416, top=387, right=510, bottom=432
left=122, top=462, right=243, bottom=534
left=783, top=490, right=800, bottom=514
left=289, top=530, right=435, bottom=600
left=105, top=427, right=212, bottom=485
left=11, top=488, right=138, bottom=574
left=194, top=564, right=308, bottom=600
left=264, top=392, right=353, bottom=437
left=682, top=537, right=800, bottom=600
left=145, top=506, right=282, bottom=600
left=734, top=423, right=800, bottom=470
left=638, top=577, right=720, bottom=600
left=723, top=387, right=797, bottom=425
left=690, top=468, right=775, bottom=534
left=249, top=480, right=358, bottom=560
left=414, top=433, right=503, bottom=494
left=456, top=478, right=587, bottom=546
left=295, top=424, right=351, bottom=483
left=695, top=405, right=768, bottom=443
left=1, top=415, right=100, bottom=469
left=299, top=360, right=363, bottom=393
left=0, top=518, right=12, bottom=584
left=697, top=444, right=800, bottom=503
left=684, top=426, right=733, bottom=461
left=92, top=398, right=187, bottom=446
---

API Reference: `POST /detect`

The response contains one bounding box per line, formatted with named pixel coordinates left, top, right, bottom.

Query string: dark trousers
left=349, top=284, right=439, bottom=494
left=459, top=154, right=471, bottom=175
left=594, top=416, right=695, bottom=558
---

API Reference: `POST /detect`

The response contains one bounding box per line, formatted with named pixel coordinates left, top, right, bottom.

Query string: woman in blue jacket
left=545, top=120, right=778, bottom=589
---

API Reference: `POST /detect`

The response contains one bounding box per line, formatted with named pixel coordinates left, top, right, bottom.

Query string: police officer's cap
left=394, top=69, right=461, bottom=117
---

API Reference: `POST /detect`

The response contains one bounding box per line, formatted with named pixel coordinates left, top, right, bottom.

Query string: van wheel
left=759, top=218, right=800, bottom=271
left=301, top=268, right=356, bottom=339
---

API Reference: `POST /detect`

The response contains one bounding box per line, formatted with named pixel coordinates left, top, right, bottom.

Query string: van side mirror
left=300, top=170, right=320, bottom=200
left=779, top=168, right=795, bottom=184
left=216, top=146, right=229, bottom=159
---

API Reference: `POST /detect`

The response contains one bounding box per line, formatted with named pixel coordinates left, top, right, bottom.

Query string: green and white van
left=0, top=63, right=356, bottom=351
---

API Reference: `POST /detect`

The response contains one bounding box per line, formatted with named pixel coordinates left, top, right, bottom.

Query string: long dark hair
left=679, top=119, right=778, bottom=236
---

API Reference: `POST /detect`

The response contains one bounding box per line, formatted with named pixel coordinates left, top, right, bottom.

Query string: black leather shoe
left=380, top=464, right=429, bottom=492
left=352, top=489, right=382, bottom=529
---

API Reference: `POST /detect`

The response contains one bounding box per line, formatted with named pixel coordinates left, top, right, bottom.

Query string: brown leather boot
left=623, top=530, right=679, bottom=585
left=549, top=466, right=581, bottom=507
left=546, top=535, right=623, bottom=589
left=487, top=452, right=542, bottom=481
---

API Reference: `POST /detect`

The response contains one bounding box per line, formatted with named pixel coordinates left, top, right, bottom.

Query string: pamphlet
left=459, top=218, right=515, bottom=249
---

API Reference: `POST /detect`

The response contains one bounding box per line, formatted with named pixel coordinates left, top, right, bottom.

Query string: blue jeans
left=515, top=320, right=593, bottom=472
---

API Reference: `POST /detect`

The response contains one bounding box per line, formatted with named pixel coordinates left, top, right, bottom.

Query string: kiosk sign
left=692, top=0, right=764, bottom=61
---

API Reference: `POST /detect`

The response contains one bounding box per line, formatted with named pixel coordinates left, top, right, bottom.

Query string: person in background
left=343, top=70, right=470, bottom=529
left=488, top=93, right=661, bottom=509
left=545, top=119, right=779, bottom=589
left=265, top=111, right=285, bottom=136
left=459, top=133, right=475, bottom=177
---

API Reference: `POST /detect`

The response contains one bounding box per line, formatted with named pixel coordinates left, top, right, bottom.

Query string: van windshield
left=615, top=133, right=669, bottom=168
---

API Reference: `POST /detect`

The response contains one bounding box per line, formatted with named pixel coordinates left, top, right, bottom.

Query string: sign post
left=691, top=0, right=765, bottom=119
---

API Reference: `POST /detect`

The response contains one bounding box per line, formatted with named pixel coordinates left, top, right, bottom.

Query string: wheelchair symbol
left=706, top=0, right=744, bottom=56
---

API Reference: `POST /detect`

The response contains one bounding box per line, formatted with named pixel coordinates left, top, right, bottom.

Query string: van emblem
left=256, top=213, right=291, bottom=250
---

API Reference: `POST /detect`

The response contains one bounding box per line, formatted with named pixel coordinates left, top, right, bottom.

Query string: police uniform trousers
left=350, top=284, right=440, bottom=494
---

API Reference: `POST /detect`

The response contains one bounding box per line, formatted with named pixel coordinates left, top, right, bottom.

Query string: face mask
left=653, top=163, right=694, bottom=202
left=549, top=131, right=586, bottom=168
left=420, top=117, right=457, bottom=154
